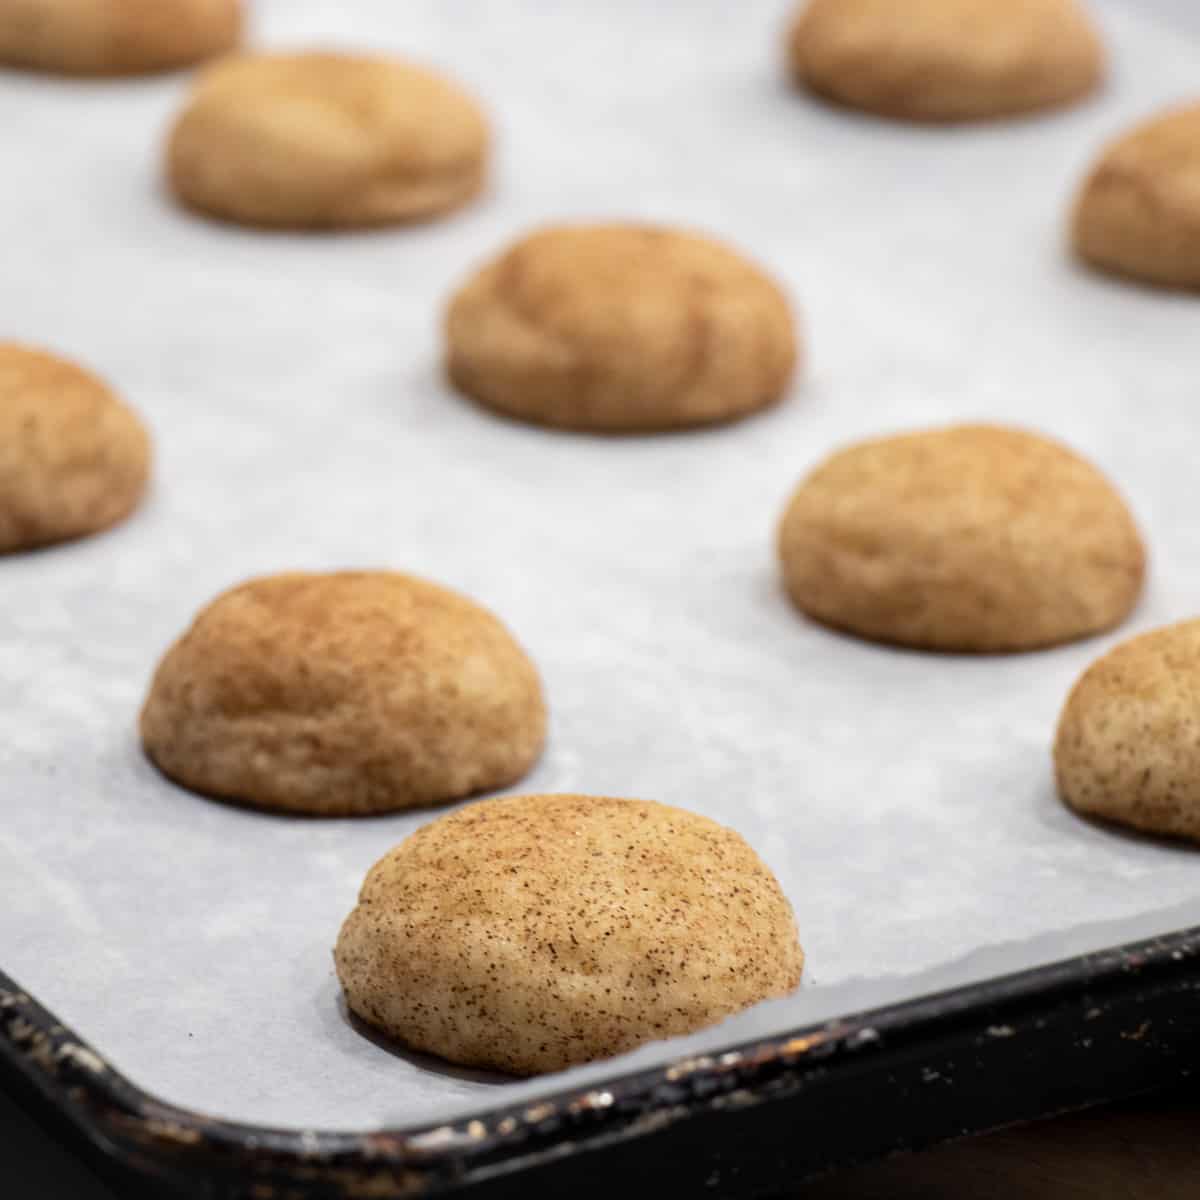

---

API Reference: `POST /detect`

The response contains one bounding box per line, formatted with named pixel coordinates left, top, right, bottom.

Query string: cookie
left=1073, top=104, right=1200, bottom=290
left=777, top=425, right=1144, bottom=653
left=334, top=793, right=803, bottom=1075
left=445, top=224, right=798, bottom=432
left=787, top=0, right=1105, bottom=122
left=166, top=51, right=489, bottom=229
left=0, top=0, right=241, bottom=76
left=140, top=571, right=546, bottom=815
left=0, top=343, right=151, bottom=553
left=1056, top=621, right=1200, bottom=842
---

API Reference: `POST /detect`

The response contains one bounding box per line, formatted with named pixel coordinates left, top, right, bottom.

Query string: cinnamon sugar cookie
left=1073, top=104, right=1200, bottom=290
left=0, top=343, right=150, bottom=552
left=0, top=0, right=241, bottom=76
left=787, top=0, right=1105, bottom=122
left=1056, top=621, right=1200, bottom=843
left=141, top=571, right=546, bottom=815
left=167, top=51, right=489, bottom=229
left=335, top=793, right=803, bottom=1075
left=445, top=224, right=798, bottom=432
left=777, top=425, right=1144, bottom=652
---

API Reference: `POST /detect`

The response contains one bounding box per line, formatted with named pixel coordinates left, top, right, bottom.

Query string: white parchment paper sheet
left=3, top=0, right=1200, bottom=1132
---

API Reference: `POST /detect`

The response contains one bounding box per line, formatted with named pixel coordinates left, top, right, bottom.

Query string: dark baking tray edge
left=3, top=927, right=1200, bottom=1199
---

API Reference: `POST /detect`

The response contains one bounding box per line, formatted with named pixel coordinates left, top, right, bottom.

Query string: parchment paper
left=3, top=0, right=1200, bottom=1133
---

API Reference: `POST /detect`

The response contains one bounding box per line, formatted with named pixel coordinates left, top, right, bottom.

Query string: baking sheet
left=3, top=0, right=1200, bottom=1134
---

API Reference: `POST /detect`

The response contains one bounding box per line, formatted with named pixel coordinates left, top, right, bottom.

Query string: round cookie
left=777, top=425, right=1144, bottom=653
left=0, top=343, right=151, bottom=553
left=334, top=793, right=803, bottom=1075
left=787, top=0, right=1105, bottom=123
left=1055, top=620, right=1200, bottom=842
left=140, top=571, right=546, bottom=815
left=0, top=0, right=241, bottom=76
left=1073, top=104, right=1200, bottom=290
left=444, top=224, right=798, bottom=433
left=166, top=51, right=489, bottom=229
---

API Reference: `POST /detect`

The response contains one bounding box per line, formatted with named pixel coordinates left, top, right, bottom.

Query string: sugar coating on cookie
left=0, top=343, right=151, bottom=553
left=166, top=51, right=490, bottom=229
left=334, top=793, right=803, bottom=1076
left=787, top=0, right=1104, bottom=122
left=0, top=0, right=242, bottom=76
left=1073, top=104, right=1200, bottom=290
left=1056, top=621, right=1200, bottom=842
left=777, top=425, right=1144, bottom=653
left=140, top=571, right=546, bottom=816
left=445, top=224, right=799, bottom=432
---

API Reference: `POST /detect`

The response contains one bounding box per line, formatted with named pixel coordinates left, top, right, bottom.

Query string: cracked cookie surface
left=166, top=51, right=489, bottom=229
left=445, top=224, right=798, bottom=432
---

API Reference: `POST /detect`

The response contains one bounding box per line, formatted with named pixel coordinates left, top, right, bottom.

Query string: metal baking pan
left=4, top=0, right=1200, bottom=1195
left=4, top=932, right=1200, bottom=1198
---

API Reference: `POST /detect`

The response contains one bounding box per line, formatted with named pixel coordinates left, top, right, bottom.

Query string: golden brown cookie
left=444, top=224, right=798, bottom=432
left=787, top=0, right=1105, bottom=122
left=1072, top=104, right=1200, bottom=290
left=140, top=571, right=546, bottom=815
left=1056, top=620, right=1200, bottom=842
left=166, top=51, right=489, bottom=229
left=334, top=793, right=803, bottom=1075
left=0, top=0, right=241, bottom=76
left=0, top=343, right=151, bottom=553
left=777, top=425, right=1144, bottom=653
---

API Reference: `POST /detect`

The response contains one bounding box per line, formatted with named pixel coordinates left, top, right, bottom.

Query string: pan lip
left=3, top=923, right=1199, bottom=1196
